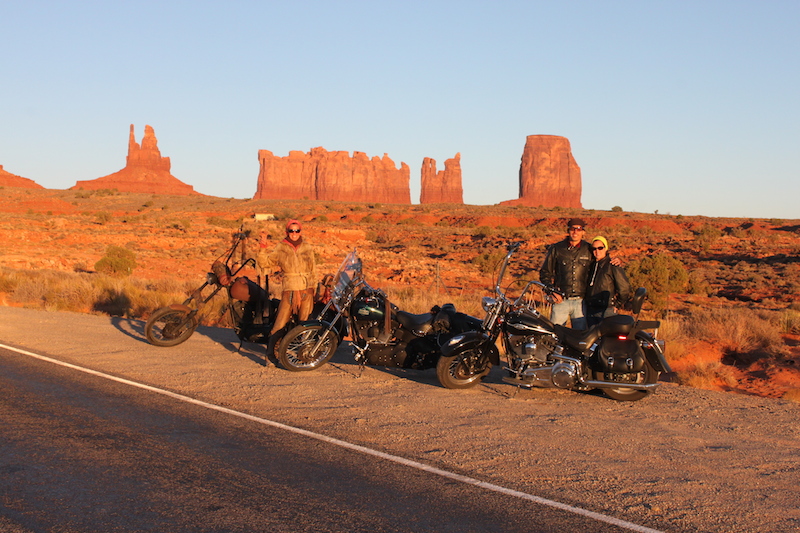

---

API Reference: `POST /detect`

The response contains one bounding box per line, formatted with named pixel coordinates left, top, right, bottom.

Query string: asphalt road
left=0, top=348, right=637, bottom=533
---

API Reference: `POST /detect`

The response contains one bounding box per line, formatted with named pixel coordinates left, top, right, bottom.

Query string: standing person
left=257, top=220, right=317, bottom=343
left=585, top=236, right=632, bottom=327
left=539, top=218, right=592, bottom=330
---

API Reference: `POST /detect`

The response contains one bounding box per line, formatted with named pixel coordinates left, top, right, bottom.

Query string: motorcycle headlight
left=207, top=271, right=219, bottom=285
left=482, top=297, right=497, bottom=313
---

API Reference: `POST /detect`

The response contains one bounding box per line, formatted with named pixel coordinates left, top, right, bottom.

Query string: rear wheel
left=277, top=324, right=340, bottom=372
left=436, top=348, right=491, bottom=389
left=145, top=307, right=198, bottom=347
left=595, top=362, right=658, bottom=401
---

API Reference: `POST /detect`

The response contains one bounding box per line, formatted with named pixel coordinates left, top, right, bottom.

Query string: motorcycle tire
left=145, top=307, right=198, bottom=347
left=436, top=348, right=491, bottom=389
left=277, top=323, right=340, bottom=372
left=595, top=362, right=658, bottom=401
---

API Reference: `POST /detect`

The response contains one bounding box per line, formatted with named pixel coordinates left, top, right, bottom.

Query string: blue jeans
left=550, top=297, right=587, bottom=330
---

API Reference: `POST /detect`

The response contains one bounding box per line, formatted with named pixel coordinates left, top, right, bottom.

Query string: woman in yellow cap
left=585, top=235, right=632, bottom=327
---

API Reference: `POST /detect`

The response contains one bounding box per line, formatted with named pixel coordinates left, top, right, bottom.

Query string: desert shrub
left=95, top=246, right=137, bottom=277
left=694, top=224, right=722, bottom=251
left=626, top=253, right=688, bottom=314
left=611, top=206, right=623, bottom=212
left=688, top=270, right=712, bottom=296
left=207, top=216, right=241, bottom=229
left=473, top=226, right=493, bottom=239
left=782, top=389, right=800, bottom=403
left=683, top=307, right=788, bottom=358
left=0, top=269, right=19, bottom=293
left=472, top=250, right=506, bottom=276
left=779, top=309, right=800, bottom=334
left=96, top=212, right=112, bottom=224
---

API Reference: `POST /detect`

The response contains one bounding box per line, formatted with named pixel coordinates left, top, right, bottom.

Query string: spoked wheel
left=594, top=363, right=658, bottom=401
left=277, top=324, right=340, bottom=372
left=436, top=348, right=491, bottom=389
left=145, top=307, right=198, bottom=347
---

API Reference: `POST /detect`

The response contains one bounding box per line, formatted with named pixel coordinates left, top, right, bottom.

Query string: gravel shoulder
left=2, top=306, right=799, bottom=532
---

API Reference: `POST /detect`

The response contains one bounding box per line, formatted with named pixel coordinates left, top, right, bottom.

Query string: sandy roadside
left=1, top=306, right=798, bottom=532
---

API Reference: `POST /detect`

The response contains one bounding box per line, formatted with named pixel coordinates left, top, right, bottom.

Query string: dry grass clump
left=782, top=389, right=800, bottom=403
left=0, top=267, right=199, bottom=319
left=683, top=307, right=790, bottom=354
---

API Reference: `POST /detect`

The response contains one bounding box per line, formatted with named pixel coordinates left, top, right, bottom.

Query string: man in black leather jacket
left=540, top=218, right=591, bottom=329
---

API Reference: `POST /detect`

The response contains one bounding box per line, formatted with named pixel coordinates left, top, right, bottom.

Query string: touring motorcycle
left=145, top=229, right=283, bottom=350
left=275, top=249, right=481, bottom=373
left=436, top=242, right=671, bottom=401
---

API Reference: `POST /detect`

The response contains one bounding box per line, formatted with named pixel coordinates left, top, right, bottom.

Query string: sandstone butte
left=255, top=147, right=410, bottom=204
left=501, top=134, right=582, bottom=209
left=72, top=125, right=197, bottom=196
left=0, top=165, right=43, bottom=189
left=420, top=153, right=463, bottom=204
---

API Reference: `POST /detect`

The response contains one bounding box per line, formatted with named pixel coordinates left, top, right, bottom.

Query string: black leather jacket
left=539, top=239, right=592, bottom=298
left=586, top=256, right=632, bottom=311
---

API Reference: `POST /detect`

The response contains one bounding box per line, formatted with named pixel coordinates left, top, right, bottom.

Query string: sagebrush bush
left=626, top=253, right=688, bottom=315
left=95, top=246, right=137, bottom=277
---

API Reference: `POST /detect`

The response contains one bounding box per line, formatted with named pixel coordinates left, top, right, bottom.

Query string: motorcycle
left=275, top=249, right=482, bottom=373
left=436, top=242, right=671, bottom=401
left=145, top=228, right=284, bottom=350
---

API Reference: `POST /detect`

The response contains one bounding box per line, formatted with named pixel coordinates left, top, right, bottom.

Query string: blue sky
left=2, top=1, right=798, bottom=219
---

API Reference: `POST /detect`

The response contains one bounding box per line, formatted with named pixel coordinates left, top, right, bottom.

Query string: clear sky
left=2, top=1, right=798, bottom=219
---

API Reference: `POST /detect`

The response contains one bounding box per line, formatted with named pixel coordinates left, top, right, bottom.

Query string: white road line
left=1, top=342, right=664, bottom=533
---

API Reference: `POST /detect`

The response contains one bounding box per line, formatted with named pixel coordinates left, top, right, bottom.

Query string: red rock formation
left=255, top=147, right=410, bottom=204
left=0, top=165, right=43, bottom=189
left=420, top=153, right=463, bottom=204
left=501, top=135, right=582, bottom=208
left=72, top=125, right=197, bottom=195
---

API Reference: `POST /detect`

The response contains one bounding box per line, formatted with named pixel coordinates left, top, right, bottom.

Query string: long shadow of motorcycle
left=110, top=316, right=272, bottom=367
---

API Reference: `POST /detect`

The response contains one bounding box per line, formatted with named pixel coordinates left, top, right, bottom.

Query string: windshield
left=332, top=249, right=362, bottom=302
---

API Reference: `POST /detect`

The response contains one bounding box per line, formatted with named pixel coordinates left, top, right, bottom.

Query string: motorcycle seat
left=554, top=324, right=600, bottom=353
left=395, top=310, right=434, bottom=334
left=598, top=314, right=636, bottom=336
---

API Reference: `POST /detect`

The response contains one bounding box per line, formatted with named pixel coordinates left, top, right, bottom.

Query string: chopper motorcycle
left=144, top=228, right=285, bottom=350
left=436, top=242, right=671, bottom=401
left=275, top=249, right=482, bottom=373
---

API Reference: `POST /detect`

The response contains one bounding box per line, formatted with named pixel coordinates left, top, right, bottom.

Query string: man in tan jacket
left=257, top=219, right=317, bottom=336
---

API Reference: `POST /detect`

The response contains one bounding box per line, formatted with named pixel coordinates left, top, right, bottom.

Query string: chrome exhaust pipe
left=581, top=380, right=659, bottom=391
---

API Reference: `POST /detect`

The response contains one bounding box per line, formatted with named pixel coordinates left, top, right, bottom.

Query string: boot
left=265, top=331, right=281, bottom=365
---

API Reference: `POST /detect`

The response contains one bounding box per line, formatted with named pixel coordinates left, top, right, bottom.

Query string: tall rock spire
left=73, top=125, right=196, bottom=195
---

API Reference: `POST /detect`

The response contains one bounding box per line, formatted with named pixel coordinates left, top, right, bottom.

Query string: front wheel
left=436, top=348, right=492, bottom=389
left=595, top=363, right=659, bottom=401
left=145, top=307, right=198, bottom=347
left=277, top=323, right=340, bottom=372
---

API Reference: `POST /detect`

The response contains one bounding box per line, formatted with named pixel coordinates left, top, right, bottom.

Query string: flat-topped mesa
left=72, top=125, right=197, bottom=195
left=420, top=153, right=463, bottom=204
left=0, top=165, right=43, bottom=189
left=501, top=135, right=582, bottom=208
left=255, top=147, right=410, bottom=203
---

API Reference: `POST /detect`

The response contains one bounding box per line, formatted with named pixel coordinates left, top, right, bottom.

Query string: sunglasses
left=592, top=246, right=605, bottom=251
left=287, top=228, right=301, bottom=234
left=568, top=226, right=584, bottom=231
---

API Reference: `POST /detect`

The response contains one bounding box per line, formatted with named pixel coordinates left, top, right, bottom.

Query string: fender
left=168, top=303, right=193, bottom=313
left=441, top=330, right=500, bottom=366
left=635, top=330, right=672, bottom=373
left=296, top=319, right=343, bottom=340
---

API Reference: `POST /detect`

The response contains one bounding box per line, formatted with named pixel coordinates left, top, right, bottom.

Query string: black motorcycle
left=144, top=229, right=282, bottom=350
left=436, top=242, right=671, bottom=401
left=275, top=249, right=482, bottom=373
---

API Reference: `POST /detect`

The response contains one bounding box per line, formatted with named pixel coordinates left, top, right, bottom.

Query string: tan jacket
left=257, top=239, right=316, bottom=291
